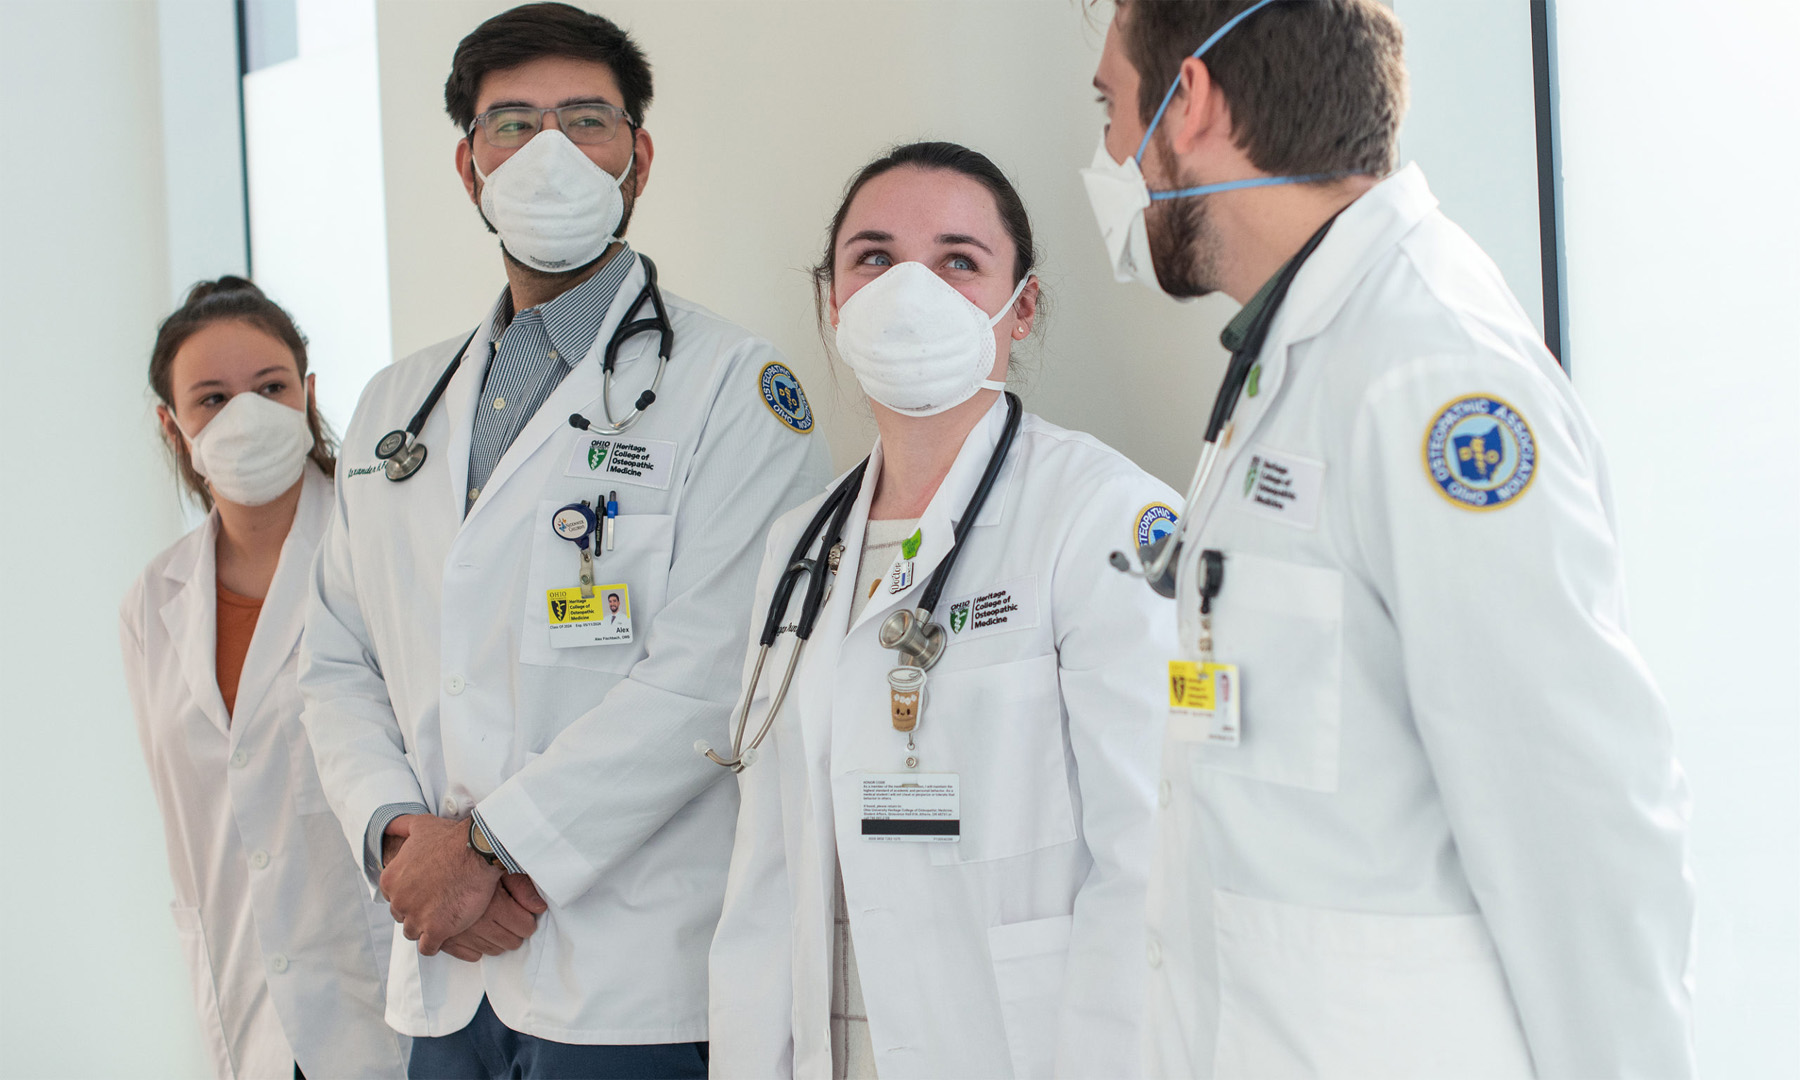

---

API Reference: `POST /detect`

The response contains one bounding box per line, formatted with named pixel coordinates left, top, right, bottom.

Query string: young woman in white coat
left=707, top=142, right=1180, bottom=1080
left=119, top=279, right=412, bottom=1080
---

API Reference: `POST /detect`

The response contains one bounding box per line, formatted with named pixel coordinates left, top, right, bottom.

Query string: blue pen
left=604, top=490, right=619, bottom=551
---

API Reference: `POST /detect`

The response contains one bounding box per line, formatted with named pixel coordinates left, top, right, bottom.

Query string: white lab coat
left=299, top=254, right=833, bottom=1042
left=119, top=466, right=408, bottom=1080
left=1146, top=164, right=1694, bottom=1079
left=709, top=399, right=1179, bottom=1079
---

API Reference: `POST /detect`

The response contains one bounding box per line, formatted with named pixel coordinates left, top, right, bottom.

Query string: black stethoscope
left=1111, top=215, right=1339, bottom=596
left=374, top=253, right=675, bottom=481
left=700, top=391, right=1023, bottom=772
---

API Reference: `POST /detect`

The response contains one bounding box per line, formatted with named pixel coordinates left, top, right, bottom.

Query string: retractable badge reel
left=1167, top=551, right=1241, bottom=746
left=878, top=611, right=944, bottom=770
left=551, top=501, right=600, bottom=597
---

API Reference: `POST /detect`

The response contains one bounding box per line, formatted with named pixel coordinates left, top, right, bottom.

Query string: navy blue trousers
left=407, top=997, right=708, bottom=1080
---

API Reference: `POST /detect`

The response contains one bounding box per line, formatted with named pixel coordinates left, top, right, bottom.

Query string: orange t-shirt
left=216, top=581, right=264, bottom=719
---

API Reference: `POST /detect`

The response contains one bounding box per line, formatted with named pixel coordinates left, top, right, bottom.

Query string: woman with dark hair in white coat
left=119, top=278, right=413, bottom=1079
left=707, top=142, right=1180, bottom=1080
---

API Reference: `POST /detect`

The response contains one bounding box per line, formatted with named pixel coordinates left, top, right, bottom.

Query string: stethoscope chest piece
left=879, top=607, right=946, bottom=670
left=383, top=439, right=428, bottom=481
left=374, top=429, right=409, bottom=460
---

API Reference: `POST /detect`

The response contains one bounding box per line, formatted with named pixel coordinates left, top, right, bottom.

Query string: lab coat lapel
left=159, top=515, right=231, bottom=737
left=463, top=257, right=651, bottom=529
left=795, top=457, right=879, bottom=766
left=227, top=468, right=330, bottom=731
left=846, top=395, right=1015, bottom=637
left=1190, top=164, right=1440, bottom=527
left=441, top=316, right=495, bottom=517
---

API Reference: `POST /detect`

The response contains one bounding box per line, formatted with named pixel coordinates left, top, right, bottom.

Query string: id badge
left=1166, top=660, right=1241, bottom=746
left=860, top=773, right=960, bottom=842
left=546, top=584, right=634, bottom=647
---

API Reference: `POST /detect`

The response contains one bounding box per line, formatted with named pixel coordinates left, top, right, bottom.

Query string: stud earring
left=1014, top=325, right=1028, bottom=339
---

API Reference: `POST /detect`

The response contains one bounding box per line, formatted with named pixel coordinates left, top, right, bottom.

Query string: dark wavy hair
left=148, top=277, right=337, bottom=510
left=444, top=2, right=653, bottom=131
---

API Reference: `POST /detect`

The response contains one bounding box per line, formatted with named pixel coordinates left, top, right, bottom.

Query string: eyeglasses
left=470, top=102, right=635, bottom=149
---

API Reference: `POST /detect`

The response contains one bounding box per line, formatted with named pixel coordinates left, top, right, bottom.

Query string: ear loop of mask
left=977, top=273, right=1034, bottom=391
left=1131, top=0, right=1346, bottom=202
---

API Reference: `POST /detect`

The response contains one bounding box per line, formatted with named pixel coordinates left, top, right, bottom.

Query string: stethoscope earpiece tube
left=707, top=457, right=870, bottom=771
left=1114, top=213, right=1341, bottom=586
left=376, top=326, right=479, bottom=483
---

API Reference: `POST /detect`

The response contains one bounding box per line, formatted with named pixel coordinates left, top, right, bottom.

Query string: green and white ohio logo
left=949, top=601, right=971, bottom=634
left=588, top=441, right=610, bottom=470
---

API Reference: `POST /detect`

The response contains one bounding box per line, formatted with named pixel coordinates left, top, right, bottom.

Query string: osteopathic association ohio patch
left=1423, top=394, right=1537, bottom=510
left=759, top=362, right=813, bottom=433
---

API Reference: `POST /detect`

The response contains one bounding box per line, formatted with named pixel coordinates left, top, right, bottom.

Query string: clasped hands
left=380, top=814, right=548, bottom=963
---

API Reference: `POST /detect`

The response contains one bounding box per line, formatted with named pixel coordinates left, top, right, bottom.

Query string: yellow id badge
left=547, top=584, right=633, bottom=648
left=1167, top=660, right=1241, bottom=746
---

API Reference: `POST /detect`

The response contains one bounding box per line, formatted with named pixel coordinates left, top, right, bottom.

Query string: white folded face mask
left=476, top=129, right=631, bottom=274
left=183, top=391, right=314, bottom=506
left=1080, top=133, right=1158, bottom=288
left=833, top=261, right=1030, bottom=417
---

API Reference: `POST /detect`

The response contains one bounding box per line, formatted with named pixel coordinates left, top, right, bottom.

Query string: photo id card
left=546, top=584, right=633, bottom=648
left=1166, top=660, right=1242, bottom=746
left=860, top=773, right=960, bottom=842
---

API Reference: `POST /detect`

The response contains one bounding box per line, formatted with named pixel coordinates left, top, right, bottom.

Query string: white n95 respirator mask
left=1080, top=134, right=1158, bottom=288
left=476, top=129, right=631, bottom=273
left=833, top=261, right=1030, bottom=417
left=183, top=391, right=314, bottom=507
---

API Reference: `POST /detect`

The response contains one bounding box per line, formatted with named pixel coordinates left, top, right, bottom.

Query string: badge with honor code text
left=546, top=584, right=633, bottom=648
left=860, top=773, right=960, bottom=842
left=1167, top=660, right=1241, bottom=746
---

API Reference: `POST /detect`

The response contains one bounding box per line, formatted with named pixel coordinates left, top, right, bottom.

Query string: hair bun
left=182, top=275, right=265, bottom=306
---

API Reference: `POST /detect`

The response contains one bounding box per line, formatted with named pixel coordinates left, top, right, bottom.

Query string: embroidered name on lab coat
left=564, top=435, right=677, bottom=490
left=942, top=575, right=1039, bottom=642
left=1235, top=446, right=1325, bottom=530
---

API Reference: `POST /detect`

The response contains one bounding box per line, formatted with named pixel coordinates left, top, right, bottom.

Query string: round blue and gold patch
left=1423, top=394, right=1537, bottom=510
left=759, top=362, right=813, bottom=434
left=1136, top=502, right=1179, bottom=548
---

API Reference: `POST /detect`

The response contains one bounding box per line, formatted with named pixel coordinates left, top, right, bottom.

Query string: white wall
left=374, top=0, right=1239, bottom=487
left=158, top=0, right=251, bottom=305
left=1556, top=0, right=1800, bottom=1073
left=245, top=0, right=394, bottom=434
left=0, top=3, right=210, bottom=1077
left=1392, top=0, right=1545, bottom=337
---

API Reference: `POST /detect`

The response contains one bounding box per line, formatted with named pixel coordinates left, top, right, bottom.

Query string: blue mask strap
left=1150, top=173, right=1341, bottom=201
left=1133, top=0, right=1284, bottom=164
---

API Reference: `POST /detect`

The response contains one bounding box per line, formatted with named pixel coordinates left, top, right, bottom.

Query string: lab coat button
left=250, top=849, right=270, bottom=870
left=441, top=798, right=458, bottom=816
left=445, top=674, right=465, bottom=695
left=1147, top=938, right=1162, bottom=968
left=268, top=953, right=289, bottom=974
left=230, top=750, right=248, bottom=769
left=1159, top=779, right=1172, bottom=807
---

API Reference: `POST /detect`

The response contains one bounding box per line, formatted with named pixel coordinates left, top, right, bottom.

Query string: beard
left=1143, top=131, right=1223, bottom=298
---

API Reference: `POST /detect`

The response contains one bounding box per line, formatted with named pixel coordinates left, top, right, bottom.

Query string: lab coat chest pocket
left=925, top=652, right=1075, bottom=866
left=519, top=503, right=674, bottom=671
left=1195, top=552, right=1343, bottom=793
